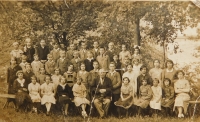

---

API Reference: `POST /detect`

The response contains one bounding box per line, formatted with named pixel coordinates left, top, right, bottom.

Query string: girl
left=23, top=38, right=35, bottom=63
left=51, top=68, right=62, bottom=90
left=37, top=67, right=46, bottom=85
left=134, top=78, right=152, bottom=116
left=149, top=78, right=162, bottom=116
left=115, top=77, right=133, bottom=117
left=122, top=64, right=136, bottom=98
left=72, top=77, right=90, bottom=117
left=13, top=70, right=32, bottom=112
left=131, top=46, right=142, bottom=63
left=161, top=59, right=177, bottom=86
left=161, top=78, right=174, bottom=117
left=57, top=76, right=71, bottom=116
left=10, top=42, right=24, bottom=64
left=41, top=75, right=56, bottom=116
left=28, top=76, right=41, bottom=113
left=31, top=54, right=44, bottom=78
left=173, top=70, right=190, bottom=118
left=19, top=55, right=28, bottom=73
left=149, top=59, right=162, bottom=86
left=45, top=54, right=56, bottom=75
left=119, top=44, right=131, bottom=63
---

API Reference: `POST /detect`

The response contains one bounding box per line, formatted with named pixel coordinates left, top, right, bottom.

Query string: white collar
left=17, top=78, right=25, bottom=87
left=166, top=68, right=174, bottom=72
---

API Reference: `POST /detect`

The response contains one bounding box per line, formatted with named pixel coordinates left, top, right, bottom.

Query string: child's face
left=60, top=77, right=66, bottom=84
left=134, top=49, right=139, bottom=54
left=68, top=65, right=73, bottom=71
left=153, top=80, right=159, bottom=87
left=18, top=73, right=23, bottom=79
left=87, top=52, right=93, bottom=58
left=40, top=40, right=46, bottom=46
left=22, top=59, right=26, bottom=63
left=167, top=62, right=173, bottom=68
left=26, top=40, right=32, bottom=46
left=70, top=44, right=75, bottom=50
left=40, top=68, right=45, bottom=74
left=73, top=53, right=79, bottom=58
left=93, top=62, right=99, bottom=69
left=11, top=58, right=17, bottom=65
left=154, top=60, right=160, bottom=67
left=93, top=42, right=99, bottom=48
left=124, top=58, right=129, bottom=64
left=142, top=80, right=147, bottom=85
left=122, top=45, right=126, bottom=51
left=109, top=64, right=115, bottom=71
left=48, top=56, right=53, bottom=61
left=123, top=78, right=129, bottom=85
left=141, top=68, right=147, bottom=74
left=54, top=44, right=59, bottom=49
left=45, top=77, right=51, bottom=84
left=14, top=44, right=19, bottom=49
left=108, top=43, right=114, bottom=50
left=164, top=80, right=170, bottom=86
left=80, top=64, right=85, bottom=71
left=31, top=77, right=37, bottom=84
left=34, top=56, right=39, bottom=61
left=178, top=72, right=184, bottom=79
left=55, top=69, right=59, bottom=75
left=99, top=48, right=105, bottom=54
left=127, top=65, right=132, bottom=72
left=133, top=60, right=139, bottom=65
left=113, top=55, right=118, bottom=61
left=77, top=78, right=82, bottom=84
left=25, top=65, right=31, bottom=71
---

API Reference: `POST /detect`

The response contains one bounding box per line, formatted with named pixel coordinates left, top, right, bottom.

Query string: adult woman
left=173, top=70, right=190, bottom=118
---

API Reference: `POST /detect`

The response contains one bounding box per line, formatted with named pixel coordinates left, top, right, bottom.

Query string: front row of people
left=10, top=69, right=190, bottom=119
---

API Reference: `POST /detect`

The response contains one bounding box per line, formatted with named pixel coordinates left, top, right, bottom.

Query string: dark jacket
left=84, top=58, right=96, bottom=72
left=36, top=45, right=50, bottom=60
left=24, top=46, right=35, bottom=63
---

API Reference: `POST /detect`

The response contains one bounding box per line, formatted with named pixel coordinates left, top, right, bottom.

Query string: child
left=31, top=54, right=44, bottom=78
left=35, top=39, right=50, bottom=62
left=19, top=55, right=28, bottom=73
left=23, top=38, right=35, bottom=63
left=119, top=44, right=131, bottom=63
left=79, top=42, right=88, bottom=60
left=121, top=56, right=131, bottom=75
left=91, top=41, right=99, bottom=59
left=51, top=68, right=62, bottom=90
left=106, top=42, right=116, bottom=61
left=56, top=50, right=70, bottom=75
left=28, top=75, right=41, bottom=113
left=89, top=61, right=100, bottom=87
left=134, top=78, right=152, bottom=116
left=66, top=43, right=76, bottom=61
left=96, top=46, right=110, bottom=70
left=57, top=76, right=71, bottom=116
left=115, top=77, right=133, bottom=117
left=122, top=64, right=136, bottom=98
left=41, top=75, right=56, bottom=116
left=45, top=54, right=56, bottom=75
left=50, top=42, right=60, bottom=62
left=132, top=46, right=142, bottom=62
left=84, top=51, right=95, bottom=72
left=149, top=78, right=162, bottom=116
left=77, top=63, right=91, bottom=100
left=149, top=59, right=162, bottom=86
left=72, top=77, right=90, bottom=117
left=70, top=50, right=82, bottom=72
left=161, top=78, right=174, bottom=117
left=23, top=63, right=35, bottom=85
left=37, top=67, right=46, bottom=85
left=10, top=42, right=24, bottom=64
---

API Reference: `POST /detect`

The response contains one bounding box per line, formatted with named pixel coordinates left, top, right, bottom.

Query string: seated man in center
left=92, top=68, right=113, bottom=119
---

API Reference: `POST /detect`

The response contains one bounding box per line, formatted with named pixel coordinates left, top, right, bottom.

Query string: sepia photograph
left=0, top=0, right=200, bottom=122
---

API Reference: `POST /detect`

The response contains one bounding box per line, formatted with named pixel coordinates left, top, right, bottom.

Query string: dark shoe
left=46, top=111, right=50, bottom=116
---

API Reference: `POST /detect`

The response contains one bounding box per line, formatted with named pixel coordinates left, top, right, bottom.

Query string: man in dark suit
left=92, top=68, right=112, bottom=118
left=35, top=39, right=50, bottom=63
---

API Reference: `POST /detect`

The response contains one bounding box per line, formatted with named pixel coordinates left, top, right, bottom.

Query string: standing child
left=70, top=51, right=82, bottom=72
left=79, top=42, right=88, bottom=60
left=51, top=68, right=62, bottom=90
left=66, top=43, right=76, bottom=61
left=45, top=54, right=56, bottom=75
left=161, top=78, right=174, bottom=117
left=23, top=38, right=35, bottom=63
left=31, top=54, right=44, bottom=78
left=84, top=51, right=96, bottom=72
left=149, top=78, right=162, bottom=117
left=10, top=42, right=24, bottom=64
left=149, top=59, right=162, bottom=86
left=28, top=76, right=41, bottom=113
left=23, top=63, right=35, bottom=85
left=19, top=55, right=28, bottom=73
left=72, top=77, right=90, bottom=118
left=96, top=46, right=110, bottom=70
left=37, top=67, right=46, bottom=85
left=115, top=77, right=133, bottom=118
left=119, top=44, right=131, bottom=63
left=50, top=42, right=60, bottom=62
left=41, top=75, right=56, bottom=116
left=56, top=50, right=69, bottom=75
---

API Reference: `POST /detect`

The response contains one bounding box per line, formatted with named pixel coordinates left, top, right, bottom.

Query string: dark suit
left=84, top=58, right=96, bottom=72
left=36, top=45, right=50, bottom=61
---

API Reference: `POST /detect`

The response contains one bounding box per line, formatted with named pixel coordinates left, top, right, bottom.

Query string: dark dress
left=137, top=74, right=153, bottom=97
left=84, top=58, right=96, bottom=72
left=7, top=65, right=22, bottom=94
left=161, top=86, right=175, bottom=108
left=36, top=45, right=50, bottom=61
left=23, top=71, right=35, bottom=85
left=57, top=84, right=71, bottom=105
left=23, top=46, right=35, bottom=63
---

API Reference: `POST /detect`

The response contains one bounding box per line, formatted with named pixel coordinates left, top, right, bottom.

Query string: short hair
left=113, top=54, right=119, bottom=58
left=80, top=62, right=86, bottom=67
left=16, top=70, right=23, bottom=76
left=140, top=65, right=147, bottom=71
left=54, top=67, right=60, bottom=72
left=47, top=54, right=53, bottom=58
left=10, top=57, right=17, bottom=63
left=40, top=39, right=46, bottom=43
left=31, top=75, right=37, bottom=80
left=21, top=55, right=27, bottom=60
left=13, top=42, right=19, bottom=46
left=122, top=77, right=130, bottom=83
left=153, top=78, right=160, bottom=83
left=133, top=46, right=140, bottom=53
left=176, top=70, right=185, bottom=76
left=163, top=78, right=171, bottom=86
left=25, top=63, right=31, bottom=67
left=165, top=59, right=174, bottom=68
left=108, top=42, right=114, bottom=46
left=126, top=64, right=133, bottom=68
left=121, top=44, right=127, bottom=48
left=45, top=75, right=51, bottom=81
left=99, top=46, right=105, bottom=50
left=109, top=62, right=116, bottom=66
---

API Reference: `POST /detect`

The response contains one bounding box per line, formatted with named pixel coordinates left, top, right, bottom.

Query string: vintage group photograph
left=0, top=0, right=200, bottom=122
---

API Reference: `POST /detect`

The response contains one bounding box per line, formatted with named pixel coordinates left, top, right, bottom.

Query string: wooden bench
left=0, top=93, right=16, bottom=109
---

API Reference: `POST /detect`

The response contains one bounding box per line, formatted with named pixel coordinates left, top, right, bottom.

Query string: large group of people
left=6, top=38, right=192, bottom=119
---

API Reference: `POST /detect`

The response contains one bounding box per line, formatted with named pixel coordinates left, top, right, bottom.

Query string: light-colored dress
left=41, top=83, right=56, bottom=104
left=31, top=61, right=44, bottom=77
left=122, top=71, right=137, bottom=95
left=132, top=64, right=142, bottom=87
left=72, top=83, right=90, bottom=106
left=51, top=74, right=62, bottom=89
left=149, top=68, right=162, bottom=86
left=173, top=79, right=190, bottom=114
left=150, top=86, right=162, bottom=110
left=114, top=83, right=133, bottom=109
left=28, top=82, right=41, bottom=102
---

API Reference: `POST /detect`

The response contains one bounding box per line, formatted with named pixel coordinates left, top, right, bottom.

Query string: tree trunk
left=133, top=17, right=141, bottom=46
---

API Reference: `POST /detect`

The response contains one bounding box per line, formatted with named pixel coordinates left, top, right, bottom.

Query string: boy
left=31, top=54, right=44, bottom=78
left=66, top=43, right=76, bottom=61
left=70, top=50, right=82, bottom=72
left=79, top=42, right=88, bottom=60
left=19, top=55, right=28, bottom=73
left=84, top=51, right=96, bottom=72
left=23, top=63, right=35, bottom=84
left=56, top=50, right=70, bottom=75
left=45, top=54, right=56, bottom=75
left=120, top=56, right=130, bottom=75
left=23, top=38, right=35, bottom=63
left=50, top=42, right=60, bottom=62
left=96, top=46, right=110, bottom=70
left=89, top=61, right=100, bottom=87
left=91, top=41, right=99, bottom=58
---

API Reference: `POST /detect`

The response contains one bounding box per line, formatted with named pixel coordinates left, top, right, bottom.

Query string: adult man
left=92, top=68, right=112, bottom=118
